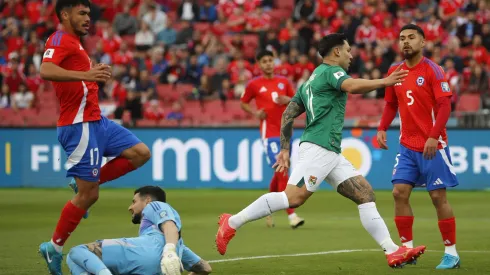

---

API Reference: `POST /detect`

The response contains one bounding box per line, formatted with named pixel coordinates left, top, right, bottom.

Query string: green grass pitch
left=1, top=188, right=489, bottom=275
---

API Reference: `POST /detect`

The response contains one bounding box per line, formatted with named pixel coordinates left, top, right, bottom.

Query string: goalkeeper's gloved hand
left=161, top=243, right=182, bottom=275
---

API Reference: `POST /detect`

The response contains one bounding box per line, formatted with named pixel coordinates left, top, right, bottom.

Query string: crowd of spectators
left=0, top=0, right=489, bottom=125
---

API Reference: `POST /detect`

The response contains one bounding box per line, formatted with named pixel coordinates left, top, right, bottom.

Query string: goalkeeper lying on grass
left=65, top=186, right=212, bottom=275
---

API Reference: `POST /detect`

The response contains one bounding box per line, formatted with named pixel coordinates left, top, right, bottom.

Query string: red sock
left=99, top=157, right=136, bottom=185
left=269, top=172, right=278, bottom=192
left=51, top=201, right=86, bottom=246
left=438, top=217, right=456, bottom=246
left=394, top=216, right=414, bottom=244
left=275, top=171, right=295, bottom=215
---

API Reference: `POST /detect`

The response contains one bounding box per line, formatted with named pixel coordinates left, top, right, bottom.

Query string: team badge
left=92, top=168, right=99, bottom=177
left=416, top=76, right=424, bottom=86
left=160, top=211, right=167, bottom=218
left=441, top=82, right=450, bottom=92
left=278, top=83, right=285, bottom=90
left=333, top=71, right=345, bottom=79
left=308, top=175, right=317, bottom=186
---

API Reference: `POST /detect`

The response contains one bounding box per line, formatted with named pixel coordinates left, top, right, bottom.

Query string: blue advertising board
left=0, top=128, right=489, bottom=190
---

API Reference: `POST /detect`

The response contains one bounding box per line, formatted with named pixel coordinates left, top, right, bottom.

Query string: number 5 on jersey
left=406, top=90, right=414, bottom=106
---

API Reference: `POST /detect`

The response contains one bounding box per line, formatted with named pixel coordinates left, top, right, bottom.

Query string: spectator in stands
left=316, top=0, right=339, bottom=21
left=200, top=0, right=218, bottom=22
left=0, top=84, right=10, bottom=109
left=469, top=65, right=488, bottom=94
left=137, top=70, right=157, bottom=102
left=471, top=35, right=488, bottom=65
left=457, top=11, right=482, bottom=47
left=159, top=54, right=185, bottom=84
left=355, top=17, right=377, bottom=48
left=210, top=57, right=230, bottom=98
left=178, top=0, right=200, bottom=22
left=195, top=44, right=210, bottom=67
left=92, top=40, right=112, bottom=64
left=25, top=63, right=44, bottom=96
left=282, top=29, right=307, bottom=54
left=227, top=6, right=246, bottom=33
left=3, top=57, right=22, bottom=94
left=113, top=5, right=138, bottom=36
left=194, top=74, right=211, bottom=100
left=156, top=18, right=177, bottom=46
left=441, top=37, right=465, bottom=73
left=143, top=3, right=168, bottom=34
left=12, top=83, right=34, bottom=110
left=166, top=101, right=184, bottom=121
left=144, top=99, right=165, bottom=120
left=233, top=75, right=246, bottom=99
left=175, top=20, right=194, bottom=46
left=184, top=54, right=202, bottom=87
left=482, top=23, right=490, bottom=51
left=294, top=0, right=316, bottom=22
left=135, top=21, right=155, bottom=52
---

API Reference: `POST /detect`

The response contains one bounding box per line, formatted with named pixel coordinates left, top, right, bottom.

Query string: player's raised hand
left=161, top=244, right=182, bottom=275
left=377, top=131, right=388, bottom=150
left=383, top=63, right=409, bottom=87
left=84, top=65, right=112, bottom=83
left=254, top=109, right=267, bottom=120
left=423, top=137, right=438, bottom=160
left=272, top=149, right=290, bottom=174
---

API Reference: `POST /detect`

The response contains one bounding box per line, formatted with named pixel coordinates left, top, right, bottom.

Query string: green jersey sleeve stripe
left=336, top=75, right=351, bottom=92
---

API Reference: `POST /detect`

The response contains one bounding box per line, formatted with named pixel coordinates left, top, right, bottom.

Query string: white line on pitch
left=208, top=249, right=490, bottom=263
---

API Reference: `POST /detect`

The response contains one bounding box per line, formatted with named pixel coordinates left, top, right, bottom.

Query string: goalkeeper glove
left=161, top=243, right=182, bottom=275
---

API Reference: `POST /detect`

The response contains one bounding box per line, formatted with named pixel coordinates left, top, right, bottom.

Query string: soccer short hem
left=324, top=155, right=361, bottom=190
left=288, top=142, right=341, bottom=192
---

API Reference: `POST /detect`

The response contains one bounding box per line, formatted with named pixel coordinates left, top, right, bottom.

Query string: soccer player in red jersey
left=377, top=24, right=460, bottom=269
left=240, top=50, right=305, bottom=229
left=38, top=1, right=151, bottom=274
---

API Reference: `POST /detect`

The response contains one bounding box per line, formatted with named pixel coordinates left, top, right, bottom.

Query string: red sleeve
left=240, top=81, right=256, bottom=103
left=428, top=62, right=452, bottom=99
left=42, top=33, right=72, bottom=66
left=429, top=96, right=451, bottom=139
left=378, top=101, right=398, bottom=131
left=286, top=80, right=295, bottom=97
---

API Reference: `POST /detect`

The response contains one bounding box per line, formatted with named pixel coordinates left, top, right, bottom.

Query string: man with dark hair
left=377, top=24, right=460, bottom=269
left=38, top=1, right=151, bottom=274
left=240, top=49, right=305, bottom=229
left=65, top=186, right=212, bottom=275
left=217, top=33, right=427, bottom=268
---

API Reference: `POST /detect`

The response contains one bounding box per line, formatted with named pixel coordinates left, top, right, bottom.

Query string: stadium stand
left=0, top=0, right=489, bottom=127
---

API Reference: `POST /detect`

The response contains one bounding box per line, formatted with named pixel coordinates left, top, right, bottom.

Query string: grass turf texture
left=0, top=189, right=489, bottom=275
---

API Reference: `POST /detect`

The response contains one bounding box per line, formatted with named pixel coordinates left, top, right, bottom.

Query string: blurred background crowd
left=0, top=0, right=489, bottom=127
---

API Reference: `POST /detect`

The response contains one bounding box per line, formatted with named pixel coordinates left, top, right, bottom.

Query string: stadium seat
left=456, top=94, right=481, bottom=112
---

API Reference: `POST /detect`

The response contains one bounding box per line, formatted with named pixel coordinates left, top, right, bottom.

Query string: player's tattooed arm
left=280, top=101, right=305, bottom=150
left=337, top=176, right=376, bottom=205
left=189, top=259, right=213, bottom=275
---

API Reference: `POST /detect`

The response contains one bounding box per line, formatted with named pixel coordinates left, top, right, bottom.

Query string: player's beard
left=71, top=20, right=88, bottom=36
left=402, top=48, right=420, bottom=60
left=132, top=213, right=142, bottom=224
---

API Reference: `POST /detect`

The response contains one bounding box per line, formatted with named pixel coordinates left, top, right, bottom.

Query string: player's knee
left=392, top=187, right=410, bottom=202
left=287, top=194, right=306, bottom=208
left=429, top=190, right=447, bottom=207
left=138, top=143, right=151, bottom=163
left=201, top=261, right=212, bottom=274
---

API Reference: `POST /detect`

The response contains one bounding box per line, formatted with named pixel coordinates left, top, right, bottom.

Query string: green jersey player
left=216, top=33, right=427, bottom=268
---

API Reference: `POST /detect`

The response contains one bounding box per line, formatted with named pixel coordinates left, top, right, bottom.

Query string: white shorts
left=288, top=142, right=361, bottom=192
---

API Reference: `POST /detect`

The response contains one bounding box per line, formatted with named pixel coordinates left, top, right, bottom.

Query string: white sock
left=50, top=239, right=63, bottom=253
left=445, top=244, right=458, bottom=257
left=228, top=192, right=289, bottom=229
left=288, top=213, right=298, bottom=220
left=402, top=240, right=414, bottom=248
left=358, top=202, right=399, bottom=254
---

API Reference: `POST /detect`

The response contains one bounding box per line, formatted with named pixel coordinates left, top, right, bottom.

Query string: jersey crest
left=416, top=76, right=425, bottom=86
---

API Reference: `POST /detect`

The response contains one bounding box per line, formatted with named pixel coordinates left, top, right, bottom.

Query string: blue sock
left=66, top=253, right=90, bottom=275
left=68, top=245, right=112, bottom=275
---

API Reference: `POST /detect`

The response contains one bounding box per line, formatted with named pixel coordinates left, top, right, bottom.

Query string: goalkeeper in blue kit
left=66, top=186, right=212, bottom=275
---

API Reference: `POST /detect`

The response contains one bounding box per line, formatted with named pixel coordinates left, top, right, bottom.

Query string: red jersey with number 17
left=385, top=57, right=452, bottom=152
left=241, top=76, right=295, bottom=139
left=42, top=31, right=101, bottom=126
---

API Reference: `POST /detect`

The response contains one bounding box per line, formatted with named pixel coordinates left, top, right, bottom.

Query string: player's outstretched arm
left=341, top=64, right=408, bottom=94
left=160, top=221, right=182, bottom=275
left=280, top=101, right=305, bottom=151
left=40, top=62, right=112, bottom=82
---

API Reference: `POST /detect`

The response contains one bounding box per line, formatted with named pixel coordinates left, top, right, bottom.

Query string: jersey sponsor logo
left=307, top=175, right=317, bottom=187
left=259, top=86, right=267, bottom=93
left=416, top=76, right=425, bottom=86
left=333, top=71, right=345, bottom=79
left=43, top=49, right=55, bottom=59
left=278, top=83, right=284, bottom=90
left=441, top=82, right=450, bottom=92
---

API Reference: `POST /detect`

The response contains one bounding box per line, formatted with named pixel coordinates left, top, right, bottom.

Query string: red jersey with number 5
left=42, top=30, right=101, bottom=126
left=241, top=76, right=295, bottom=139
left=385, top=57, right=452, bottom=152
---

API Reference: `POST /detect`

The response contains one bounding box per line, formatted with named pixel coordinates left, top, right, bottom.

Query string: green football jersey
left=291, top=63, right=351, bottom=153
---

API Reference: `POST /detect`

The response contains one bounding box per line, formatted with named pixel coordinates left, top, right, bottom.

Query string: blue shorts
left=263, top=137, right=292, bottom=168
left=57, top=116, right=141, bottom=182
left=101, top=236, right=201, bottom=274
left=392, top=144, right=459, bottom=191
